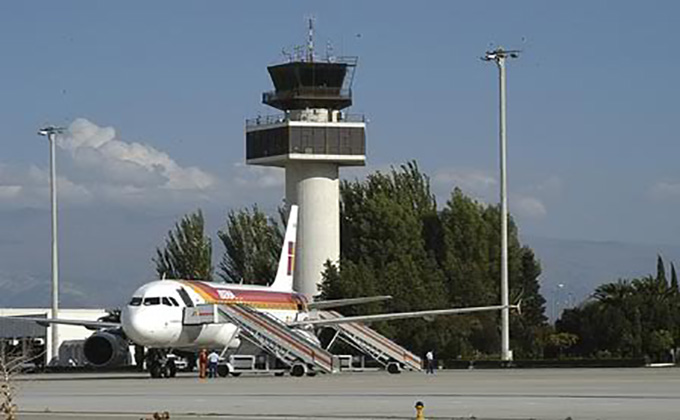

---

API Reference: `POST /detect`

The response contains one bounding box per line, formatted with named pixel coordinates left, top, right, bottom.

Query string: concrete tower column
left=286, top=162, right=340, bottom=296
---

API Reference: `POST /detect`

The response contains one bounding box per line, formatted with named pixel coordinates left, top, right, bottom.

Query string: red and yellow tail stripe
left=180, top=281, right=306, bottom=312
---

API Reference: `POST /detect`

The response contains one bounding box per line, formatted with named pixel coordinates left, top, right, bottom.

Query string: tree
left=593, top=280, right=634, bottom=306
left=154, top=210, right=212, bottom=280
left=437, top=190, right=547, bottom=358
left=648, top=329, right=674, bottom=361
left=511, top=246, right=549, bottom=358
left=557, top=258, right=680, bottom=360
left=670, top=263, right=680, bottom=349
left=437, top=190, right=500, bottom=356
left=657, top=255, right=667, bottom=286
left=217, top=206, right=282, bottom=285
left=439, top=189, right=493, bottom=307
left=671, top=263, right=678, bottom=294
left=322, top=162, right=448, bottom=354
left=321, top=161, right=548, bottom=358
left=547, top=332, right=579, bottom=358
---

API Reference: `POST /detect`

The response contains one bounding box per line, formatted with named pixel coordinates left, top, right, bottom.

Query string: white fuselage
left=120, top=280, right=307, bottom=350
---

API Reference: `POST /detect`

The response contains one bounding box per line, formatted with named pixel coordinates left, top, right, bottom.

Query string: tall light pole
left=552, top=283, right=565, bottom=321
left=38, top=125, right=65, bottom=364
left=483, top=47, right=519, bottom=362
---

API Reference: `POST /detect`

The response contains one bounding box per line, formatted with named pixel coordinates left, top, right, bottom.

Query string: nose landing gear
left=147, top=349, right=177, bottom=379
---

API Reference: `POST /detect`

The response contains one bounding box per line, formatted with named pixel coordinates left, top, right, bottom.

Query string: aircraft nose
left=122, top=307, right=155, bottom=344
left=122, top=306, right=175, bottom=346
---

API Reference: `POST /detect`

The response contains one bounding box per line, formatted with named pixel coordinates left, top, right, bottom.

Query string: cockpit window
left=143, top=297, right=161, bottom=306
left=129, top=297, right=142, bottom=306
left=161, top=297, right=173, bottom=306
left=177, top=288, right=194, bottom=307
left=168, top=297, right=179, bottom=307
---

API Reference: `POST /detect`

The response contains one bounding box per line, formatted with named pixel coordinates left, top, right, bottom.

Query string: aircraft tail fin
left=269, top=205, right=298, bottom=292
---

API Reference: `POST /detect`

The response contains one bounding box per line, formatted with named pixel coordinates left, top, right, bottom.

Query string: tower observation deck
left=246, top=32, right=366, bottom=298
left=246, top=56, right=366, bottom=167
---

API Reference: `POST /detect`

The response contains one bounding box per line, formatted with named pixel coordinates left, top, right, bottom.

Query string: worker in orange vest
left=198, top=349, right=208, bottom=379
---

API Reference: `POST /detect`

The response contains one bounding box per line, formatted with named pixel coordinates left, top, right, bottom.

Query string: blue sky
left=1, top=1, right=679, bottom=305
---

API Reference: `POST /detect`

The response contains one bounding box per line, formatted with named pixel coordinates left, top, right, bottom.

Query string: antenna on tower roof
left=326, top=39, right=335, bottom=63
left=281, top=47, right=293, bottom=62
left=306, top=15, right=315, bottom=62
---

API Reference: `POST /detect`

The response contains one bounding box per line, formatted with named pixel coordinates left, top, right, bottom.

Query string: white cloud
left=0, top=118, right=218, bottom=210
left=513, top=195, right=548, bottom=219
left=433, top=168, right=496, bottom=192
left=432, top=167, right=497, bottom=203
left=0, top=186, right=21, bottom=199
left=434, top=169, right=497, bottom=190
left=22, top=165, right=93, bottom=205
left=0, top=165, right=48, bottom=209
left=232, top=163, right=284, bottom=189
left=61, top=118, right=215, bottom=191
left=342, top=164, right=394, bottom=182
left=534, top=176, right=563, bottom=196
left=429, top=166, right=551, bottom=219
left=650, top=181, right=680, bottom=200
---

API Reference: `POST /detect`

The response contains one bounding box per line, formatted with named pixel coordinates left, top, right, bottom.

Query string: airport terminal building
left=0, top=308, right=108, bottom=366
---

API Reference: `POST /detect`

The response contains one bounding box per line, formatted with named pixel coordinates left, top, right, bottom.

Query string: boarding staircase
left=184, top=304, right=337, bottom=374
left=317, top=310, right=422, bottom=372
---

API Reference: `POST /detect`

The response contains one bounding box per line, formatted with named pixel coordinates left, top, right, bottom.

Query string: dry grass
left=0, top=347, right=43, bottom=420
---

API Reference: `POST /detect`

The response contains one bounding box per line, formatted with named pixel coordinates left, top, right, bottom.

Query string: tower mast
left=307, top=17, right=314, bottom=62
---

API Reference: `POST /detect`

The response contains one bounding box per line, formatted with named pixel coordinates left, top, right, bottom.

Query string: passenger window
left=129, top=297, right=142, bottom=306
left=143, top=297, right=161, bottom=306
left=162, top=297, right=172, bottom=306
left=169, top=297, right=180, bottom=307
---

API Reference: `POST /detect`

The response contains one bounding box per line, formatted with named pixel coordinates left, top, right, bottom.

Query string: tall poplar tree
left=154, top=210, right=212, bottom=280
left=671, top=263, right=678, bottom=294
left=217, top=206, right=282, bottom=285
left=657, top=255, right=667, bottom=285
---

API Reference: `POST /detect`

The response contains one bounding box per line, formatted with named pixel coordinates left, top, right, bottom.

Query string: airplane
left=4, top=205, right=519, bottom=378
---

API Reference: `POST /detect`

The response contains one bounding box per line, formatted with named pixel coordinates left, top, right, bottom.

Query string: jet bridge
left=317, top=310, right=422, bottom=372
left=185, top=304, right=338, bottom=375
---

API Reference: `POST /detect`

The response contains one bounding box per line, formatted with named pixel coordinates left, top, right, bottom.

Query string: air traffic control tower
left=245, top=36, right=366, bottom=298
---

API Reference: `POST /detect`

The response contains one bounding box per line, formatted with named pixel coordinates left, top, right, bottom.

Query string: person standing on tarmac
left=198, top=349, right=208, bottom=379
left=207, top=350, right=220, bottom=378
left=425, top=350, right=435, bottom=374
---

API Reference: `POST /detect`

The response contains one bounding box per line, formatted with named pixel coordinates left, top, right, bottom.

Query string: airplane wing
left=0, top=316, right=119, bottom=330
left=289, top=304, right=519, bottom=327
left=307, top=295, right=392, bottom=310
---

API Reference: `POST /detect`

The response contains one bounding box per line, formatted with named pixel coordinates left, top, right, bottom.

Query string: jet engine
left=83, top=331, right=130, bottom=367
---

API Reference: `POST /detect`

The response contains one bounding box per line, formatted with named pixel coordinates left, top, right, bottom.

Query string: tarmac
left=11, top=367, right=680, bottom=419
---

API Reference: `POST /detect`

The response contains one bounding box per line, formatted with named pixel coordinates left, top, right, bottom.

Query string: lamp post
left=552, top=283, right=565, bottom=321
left=38, top=125, right=64, bottom=364
left=483, top=47, right=520, bottom=362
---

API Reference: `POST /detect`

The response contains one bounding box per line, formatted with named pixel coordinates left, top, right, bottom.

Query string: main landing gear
left=147, top=349, right=177, bottom=379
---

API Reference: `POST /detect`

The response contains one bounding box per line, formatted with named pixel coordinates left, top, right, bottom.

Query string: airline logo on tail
left=287, top=241, right=295, bottom=276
